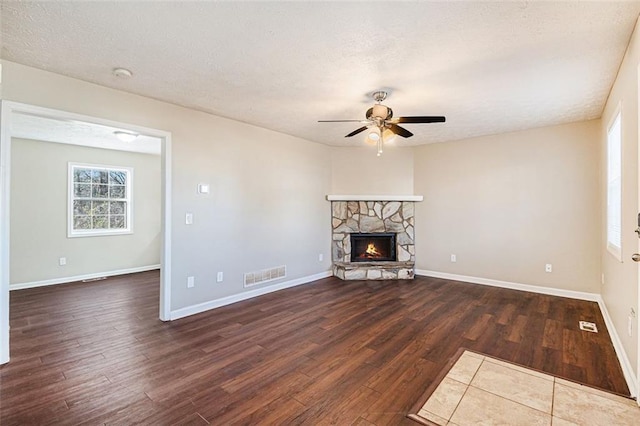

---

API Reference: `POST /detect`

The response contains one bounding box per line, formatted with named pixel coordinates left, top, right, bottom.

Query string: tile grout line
left=446, top=354, right=486, bottom=423
left=551, top=377, right=556, bottom=419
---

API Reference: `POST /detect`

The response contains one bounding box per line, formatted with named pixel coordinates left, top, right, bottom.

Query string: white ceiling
left=11, top=112, right=162, bottom=155
left=2, top=1, right=639, bottom=147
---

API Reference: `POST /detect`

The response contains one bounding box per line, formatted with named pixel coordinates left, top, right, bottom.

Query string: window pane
left=93, top=216, right=108, bottom=229
left=109, top=201, right=126, bottom=215
left=74, top=168, right=92, bottom=183
left=73, top=200, right=92, bottom=215
left=92, top=201, right=108, bottom=215
left=92, top=170, right=108, bottom=184
left=110, top=215, right=126, bottom=229
left=92, top=184, right=109, bottom=198
left=110, top=185, right=126, bottom=199
left=109, top=171, right=127, bottom=185
left=74, top=183, right=91, bottom=198
left=74, top=216, right=91, bottom=230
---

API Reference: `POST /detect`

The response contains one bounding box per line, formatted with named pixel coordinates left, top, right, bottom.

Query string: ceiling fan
left=318, top=91, right=445, bottom=155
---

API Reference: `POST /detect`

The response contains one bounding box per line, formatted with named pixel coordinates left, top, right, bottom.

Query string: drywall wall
left=10, top=138, right=161, bottom=285
left=413, top=120, right=601, bottom=293
left=600, top=18, right=639, bottom=382
left=331, top=146, right=414, bottom=195
left=2, top=61, right=332, bottom=311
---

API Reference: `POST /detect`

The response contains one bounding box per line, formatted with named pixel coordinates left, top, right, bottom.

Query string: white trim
left=9, top=264, right=160, bottom=291
left=160, top=132, right=172, bottom=321
left=596, top=295, right=638, bottom=398
left=326, top=195, right=423, bottom=202
left=170, top=271, right=332, bottom=320
left=0, top=102, right=11, bottom=364
left=416, top=269, right=637, bottom=397
left=0, top=101, right=173, bottom=365
left=416, top=269, right=600, bottom=301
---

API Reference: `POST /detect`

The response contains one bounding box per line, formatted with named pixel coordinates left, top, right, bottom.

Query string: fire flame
left=365, top=243, right=381, bottom=257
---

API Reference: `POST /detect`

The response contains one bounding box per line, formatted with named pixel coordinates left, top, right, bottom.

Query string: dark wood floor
left=0, top=271, right=630, bottom=425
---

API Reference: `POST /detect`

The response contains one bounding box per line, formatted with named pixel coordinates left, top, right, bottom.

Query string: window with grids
left=68, top=163, right=133, bottom=237
left=606, top=112, right=622, bottom=260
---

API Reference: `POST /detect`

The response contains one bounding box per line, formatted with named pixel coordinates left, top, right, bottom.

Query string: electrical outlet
left=187, top=276, right=195, bottom=288
left=216, top=272, right=223, bottom=283
left=59, top=257, right=66, bottom=266
left=545, top=264, right=552, bottom=273
left=450, top=254, right=457, bottom=263
left=318, top=253, right=323, bottom=262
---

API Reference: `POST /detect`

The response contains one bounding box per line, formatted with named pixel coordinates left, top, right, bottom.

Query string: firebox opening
left=350, top=233, right=396, bottom=262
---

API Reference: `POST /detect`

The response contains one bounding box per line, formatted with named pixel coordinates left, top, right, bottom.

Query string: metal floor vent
left=244, top=265, right=286, bottom=288
left=579, top=321, right=598, bottom=333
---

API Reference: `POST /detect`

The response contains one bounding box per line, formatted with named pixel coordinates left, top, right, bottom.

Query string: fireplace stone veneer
left=330, top=198, right=417, bottom=280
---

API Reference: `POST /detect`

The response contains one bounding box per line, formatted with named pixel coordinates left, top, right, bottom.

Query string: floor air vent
left=579, top=321, right=598, bottom=333
left=244, top=265, right=286, bottom=288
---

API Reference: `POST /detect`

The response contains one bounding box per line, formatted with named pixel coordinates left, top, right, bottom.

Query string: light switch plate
left=185, top=212, right=193, bottom=225
left=198, top=183, right=210, bottom=194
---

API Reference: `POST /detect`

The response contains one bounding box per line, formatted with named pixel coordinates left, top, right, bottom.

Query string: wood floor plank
left=0, top=271, right=630, bottom=425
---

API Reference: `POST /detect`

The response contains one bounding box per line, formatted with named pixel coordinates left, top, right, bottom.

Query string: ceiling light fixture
left=113, top=131, right=139, bottom=143
left=113, top=67, right=133, bottom=78
left=368, top=128, right=380, bottom=141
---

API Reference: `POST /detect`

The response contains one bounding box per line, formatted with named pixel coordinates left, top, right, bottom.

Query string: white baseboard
left=10, top=264, right=161, bottom=291
left=415, top=269, right=600, bottom=301
left=596, top=295, right=638, bottom=398
left=170, top=270, right=333, bottom=320
left=416, top=269, right=637, bottom=398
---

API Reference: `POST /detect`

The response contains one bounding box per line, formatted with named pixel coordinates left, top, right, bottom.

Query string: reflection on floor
left=410, top=350, right=639, bottom=426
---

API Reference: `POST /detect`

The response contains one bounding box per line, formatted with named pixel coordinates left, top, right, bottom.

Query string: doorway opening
left=0, top=101, right=172, bottom=364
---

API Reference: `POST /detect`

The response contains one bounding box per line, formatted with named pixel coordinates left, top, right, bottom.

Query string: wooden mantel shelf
left=326, top=195, right=423, bottom=202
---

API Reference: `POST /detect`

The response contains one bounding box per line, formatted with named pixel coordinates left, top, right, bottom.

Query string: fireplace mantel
left=326, top=195, right=423, bottom=202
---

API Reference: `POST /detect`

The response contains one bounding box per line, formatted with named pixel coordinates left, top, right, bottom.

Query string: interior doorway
left=0, top=101, right=172, bottom=364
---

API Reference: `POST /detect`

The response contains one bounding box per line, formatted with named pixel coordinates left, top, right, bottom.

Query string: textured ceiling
left=2, top=1, right=639, bottom=147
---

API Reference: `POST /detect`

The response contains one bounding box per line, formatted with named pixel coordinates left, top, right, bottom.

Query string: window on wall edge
left=606, top=111, right=622, bottom=261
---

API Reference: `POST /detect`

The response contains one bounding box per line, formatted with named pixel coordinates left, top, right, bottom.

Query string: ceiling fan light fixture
left=368, top=128, right=380, bottom=141
left=372, top=104, right=388, bottom=119
left=113, top=130, right=139, bottom=143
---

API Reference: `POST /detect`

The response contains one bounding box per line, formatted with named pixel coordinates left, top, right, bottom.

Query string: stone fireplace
left=328, top=195, right=422, bottom=280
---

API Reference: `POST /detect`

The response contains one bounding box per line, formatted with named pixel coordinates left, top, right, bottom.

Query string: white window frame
left=606, top=108, right=622, bottom=261
left=68, top=162, right=133, bottom=238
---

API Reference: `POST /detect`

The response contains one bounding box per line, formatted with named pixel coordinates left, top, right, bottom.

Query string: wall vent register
left=244, top=265, right=286, bottom=287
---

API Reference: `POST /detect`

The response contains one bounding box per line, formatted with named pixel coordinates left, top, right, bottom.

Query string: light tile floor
left=414, top=351, right=640, bottom=425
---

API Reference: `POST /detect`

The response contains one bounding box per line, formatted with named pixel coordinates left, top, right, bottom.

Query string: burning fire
left=365, top=243, right=381, bottom=257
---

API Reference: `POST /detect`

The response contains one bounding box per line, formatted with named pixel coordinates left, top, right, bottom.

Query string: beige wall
left=331, top=146, right=414, bottom=195
left=601, top=19, right=640, bottom=380
left=10, top=138, right=161, bottom=284
left=2, top=61, right=333, bottom=311
left=413, top=120, right=601, bottom=293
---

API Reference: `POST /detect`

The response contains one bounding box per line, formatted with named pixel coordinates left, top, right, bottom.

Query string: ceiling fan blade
left=395, top=116, right=446, bottom=124
left=345, top=126, right=368, bottom=137
left=318, top=119, right=369, bottom=123
left=389, top=124, right=413, bottom=138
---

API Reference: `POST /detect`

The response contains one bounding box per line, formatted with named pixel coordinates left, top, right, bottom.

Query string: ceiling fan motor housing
left=367, top=105, right=393, bottom=121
